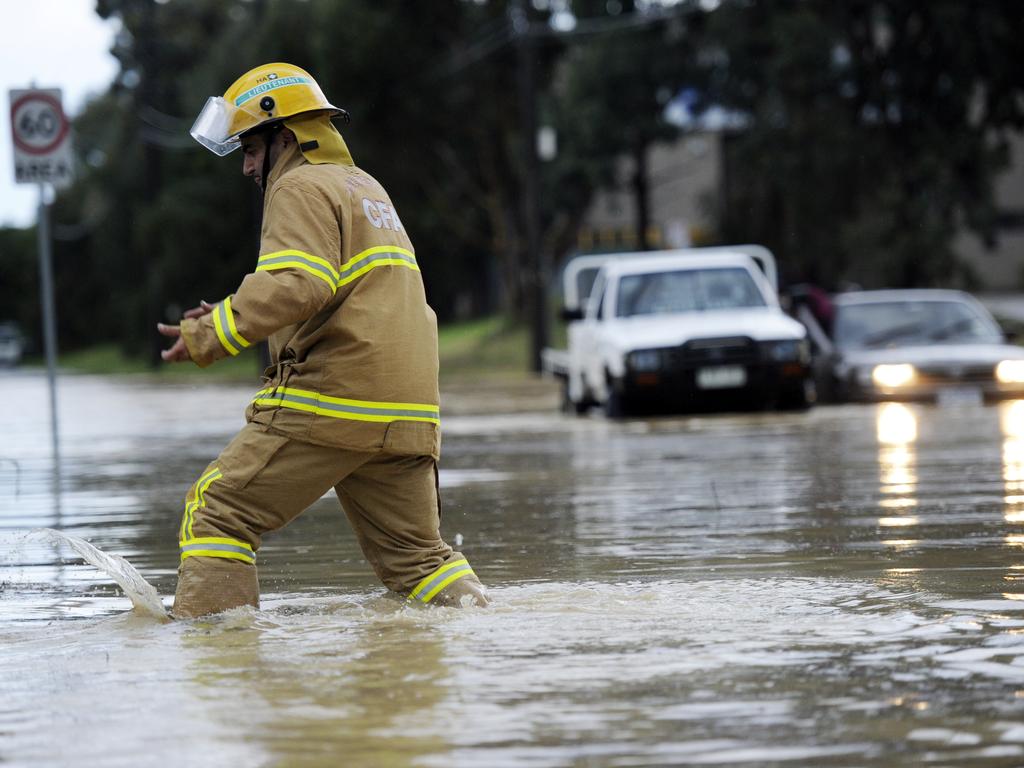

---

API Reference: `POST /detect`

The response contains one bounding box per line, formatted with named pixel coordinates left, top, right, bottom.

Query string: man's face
left=241, top=129, right=291, bottom=188
left=241, top=134, right=267, bottom=187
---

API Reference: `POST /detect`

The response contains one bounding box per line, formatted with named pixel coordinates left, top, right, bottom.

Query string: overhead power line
left=435, top=5, right=691, bottom=79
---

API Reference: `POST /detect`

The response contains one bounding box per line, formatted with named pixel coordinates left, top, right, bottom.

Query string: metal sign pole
left=36, top=183, right=61, bottom=479
left=9, top=86, right=70, bottom=493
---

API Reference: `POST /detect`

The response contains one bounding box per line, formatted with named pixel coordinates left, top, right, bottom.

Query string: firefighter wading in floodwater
left=157, top=63, right=488, bottom=618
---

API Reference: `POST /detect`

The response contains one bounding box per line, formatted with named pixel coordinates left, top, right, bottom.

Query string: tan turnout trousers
left=172, top=423, right=486, bottom=618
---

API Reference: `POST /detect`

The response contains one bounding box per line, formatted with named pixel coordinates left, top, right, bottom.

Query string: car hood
left=841, top=342, right=1024, bottom=368
left=603, top=308, right=806, bottom=351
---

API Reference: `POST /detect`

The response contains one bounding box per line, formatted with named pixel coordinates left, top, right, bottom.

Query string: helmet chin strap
left=260, top=123, right=284, bottom=194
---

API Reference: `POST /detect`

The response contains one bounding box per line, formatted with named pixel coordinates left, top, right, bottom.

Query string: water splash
left=30, top=528, right=169, bottom=620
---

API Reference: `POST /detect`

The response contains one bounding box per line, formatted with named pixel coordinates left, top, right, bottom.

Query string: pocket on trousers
left=217, top=427, right=291, bottom=490
left=382, top=421, right=440, bottom=458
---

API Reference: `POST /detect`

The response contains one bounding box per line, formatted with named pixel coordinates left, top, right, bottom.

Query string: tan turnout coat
left=180, top=141, right=441, bottom=459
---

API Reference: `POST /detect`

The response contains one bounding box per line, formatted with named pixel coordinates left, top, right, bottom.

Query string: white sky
left=0, top=0, right=119, bottom=228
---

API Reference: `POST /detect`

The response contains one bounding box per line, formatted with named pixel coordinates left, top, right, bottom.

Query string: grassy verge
left=27, top=344, right=265, bottom=381
left=438, top=316, right=531, bottom=380
left=29, top=315, right=541, bottom=382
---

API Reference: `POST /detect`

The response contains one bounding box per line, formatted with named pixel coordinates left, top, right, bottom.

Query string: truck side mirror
left=561, top=306, right=584, bottom=322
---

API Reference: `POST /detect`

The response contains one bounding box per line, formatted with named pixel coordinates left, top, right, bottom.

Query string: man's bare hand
left=182, top=300, right=215, bottom=320
left=157, top=323, right=191, bottom=362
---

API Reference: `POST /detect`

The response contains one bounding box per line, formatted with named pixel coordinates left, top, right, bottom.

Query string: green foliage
left=0, top=226, right=38, bottom=349
left=546, top=8, right=695, bottom=255
left=703, top=0, right=1023, bottom=289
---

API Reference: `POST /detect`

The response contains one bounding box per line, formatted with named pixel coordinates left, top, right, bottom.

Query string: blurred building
left=577, top=129, right=1024, bottom=291
left=575, top=132, right=721, bottom=255
left=574, top=95, right=736, bottom=256
left=956, top=133, right=1024, bottom=291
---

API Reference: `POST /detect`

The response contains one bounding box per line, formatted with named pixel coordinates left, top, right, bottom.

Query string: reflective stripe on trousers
left=408, top=558, right=476, bottom=604
left=178, top=466, right=256, bottom=566
left=180, top=537, right=256, bottom=565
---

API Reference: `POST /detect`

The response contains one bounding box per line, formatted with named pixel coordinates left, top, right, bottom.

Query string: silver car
left=821, top=289, right=1024, bottom=403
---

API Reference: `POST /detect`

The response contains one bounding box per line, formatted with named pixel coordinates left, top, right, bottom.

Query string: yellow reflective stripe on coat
left=408, top=559, right=475, bottom=604
left=257, top=249, right=340, bottom=294
left=179, top=536, right=255, bottom=565
left=252, top=386, right=440, bottom=425
left=180, top=467, right=222, bottom=541
left=212, top=297, right=250, bottom=356
left=336, top=246, right=419, bottom=288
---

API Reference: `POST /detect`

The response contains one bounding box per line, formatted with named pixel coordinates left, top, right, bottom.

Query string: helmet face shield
left=190, top=96, right=267, bottom=156
left=190, top=97, right=241, bottom=156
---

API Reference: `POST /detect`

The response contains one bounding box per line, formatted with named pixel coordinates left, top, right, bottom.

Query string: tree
left=548, top=2, right=697, bottom=255
left=0, top=227, right=39, bottom=349
left=700, top=0, right=1024, bottom=289
left=36, top=0, right=1024, bottom=367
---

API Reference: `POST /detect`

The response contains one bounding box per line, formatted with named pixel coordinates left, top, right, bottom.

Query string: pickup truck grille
left=669, top=337, right=757, bottom=368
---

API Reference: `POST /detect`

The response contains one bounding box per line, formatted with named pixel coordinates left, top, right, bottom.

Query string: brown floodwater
left=2, top=370, right=1024, bottom=766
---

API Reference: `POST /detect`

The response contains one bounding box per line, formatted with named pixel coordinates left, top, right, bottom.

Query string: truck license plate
left=696, top=365, right=746, bottom=389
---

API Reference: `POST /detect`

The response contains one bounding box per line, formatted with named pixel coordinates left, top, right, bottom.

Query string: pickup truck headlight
left=764, top=340, right=807, bottom=363
left=872, top=363, right=916, bottom=388
left=628, top=349, right=662, bottom=372
left=996, top=360, right=1024, bottom=384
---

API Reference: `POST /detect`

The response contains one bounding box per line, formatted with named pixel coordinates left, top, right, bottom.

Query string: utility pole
left=514, top=0, right=549, bottom=373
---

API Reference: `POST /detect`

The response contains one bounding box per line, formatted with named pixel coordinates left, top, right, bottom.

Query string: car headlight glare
left=996, top=360, right=1024, bottom=384
left=872, top=363, right=916, bottom=388
left=628, top=350, right=661, bottom=372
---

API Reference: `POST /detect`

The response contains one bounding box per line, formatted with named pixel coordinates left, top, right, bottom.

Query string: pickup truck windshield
left=615, top=267, right=767, bottom=318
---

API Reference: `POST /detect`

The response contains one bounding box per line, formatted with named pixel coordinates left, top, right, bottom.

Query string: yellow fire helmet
left=190, top=62, right=349, bottom=156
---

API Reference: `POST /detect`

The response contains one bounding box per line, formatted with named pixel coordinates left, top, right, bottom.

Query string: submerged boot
left=431, top=577, right=490, bottom=607
left=172, top=556, right=260, bottom=619
left=406, top=553, right=490, bottom=607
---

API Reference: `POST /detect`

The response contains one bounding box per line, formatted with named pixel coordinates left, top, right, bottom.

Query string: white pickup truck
left=543, top=246, right=813, bottom=417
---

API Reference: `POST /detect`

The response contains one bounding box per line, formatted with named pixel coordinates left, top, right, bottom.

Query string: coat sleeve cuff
left=180, top=317, right=218, bottom=368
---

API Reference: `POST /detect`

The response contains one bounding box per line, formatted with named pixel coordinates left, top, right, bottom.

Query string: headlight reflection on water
left=1000, top=400, right=1024, bottom=524
left=877, top=402, right=918, bottom=446
left=998, top=403, right=1024, bottom=592
left=876, top=404, right=919, bottom=533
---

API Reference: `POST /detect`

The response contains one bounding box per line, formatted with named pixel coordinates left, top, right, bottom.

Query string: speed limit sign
left=9, top=88, right=74, bottom=188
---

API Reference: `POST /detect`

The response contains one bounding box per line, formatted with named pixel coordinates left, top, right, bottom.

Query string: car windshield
left=615, top=267, right=767, bottom=318
left=833, top=299, right=1001, bottom=349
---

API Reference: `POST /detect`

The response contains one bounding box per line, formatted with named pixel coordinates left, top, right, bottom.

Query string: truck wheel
left=813, top=364, right=837, bottom=404
left=777, top=380, right=812, bottom=411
